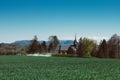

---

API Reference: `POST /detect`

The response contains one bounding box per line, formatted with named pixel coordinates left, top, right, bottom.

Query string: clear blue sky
left=0, top=0, right=120, bottom=43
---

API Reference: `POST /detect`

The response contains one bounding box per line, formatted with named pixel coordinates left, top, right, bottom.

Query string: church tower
left=73, top=34, right=78, bottom=48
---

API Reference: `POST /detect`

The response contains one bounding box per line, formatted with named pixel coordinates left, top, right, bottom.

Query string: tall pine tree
left=97, top=39, right=108, bottom=58
left=41, top=41, right=47, bottom=53
left=28, top=36, right=40, bottom=54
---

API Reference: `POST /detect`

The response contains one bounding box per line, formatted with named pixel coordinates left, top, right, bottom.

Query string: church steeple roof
left=74, top=34, right=77, bottom=47
left=74, top=34, right=77, bottom=42
left=75, top=34, right=77, bottom=41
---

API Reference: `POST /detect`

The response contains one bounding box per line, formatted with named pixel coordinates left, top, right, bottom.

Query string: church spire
left=75, top=33, right=77, bottom=42
left=74, top=33, right=77, bottom=48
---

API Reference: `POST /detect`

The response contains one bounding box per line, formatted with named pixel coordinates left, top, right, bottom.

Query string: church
left=56, top=35, right=78, bottom=54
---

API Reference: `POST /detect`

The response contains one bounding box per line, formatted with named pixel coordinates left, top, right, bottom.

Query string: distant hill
left=59, top=40, right=73, bottom=46
left=11, top=40, right=74, bottom=46
left=11, top=40, right=32, bottom=46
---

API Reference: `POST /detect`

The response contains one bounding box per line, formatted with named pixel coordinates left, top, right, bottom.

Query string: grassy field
left=0, top=56, right=120, bottom=80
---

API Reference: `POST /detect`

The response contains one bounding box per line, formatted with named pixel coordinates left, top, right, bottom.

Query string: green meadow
left=0, top=56, right=119, bottom=80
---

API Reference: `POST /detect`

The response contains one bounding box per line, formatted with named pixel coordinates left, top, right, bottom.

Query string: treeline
left=27, top=34, right=120, bottom=58
left=0, top=34, right=120, bottom=58
left=0, top=43, right=26, bottom=55
left=77, top=34, right=120, bottom=58
left=0, top=35, right=59, bottom=55
left=27, top=35, right=59, bottom=54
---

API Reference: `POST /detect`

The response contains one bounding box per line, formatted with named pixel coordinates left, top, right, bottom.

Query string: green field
left=0, top=56, right=120, bottom=80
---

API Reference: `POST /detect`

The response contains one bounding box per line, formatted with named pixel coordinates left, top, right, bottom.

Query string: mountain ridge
left=11, top=40, right=74, bottom=46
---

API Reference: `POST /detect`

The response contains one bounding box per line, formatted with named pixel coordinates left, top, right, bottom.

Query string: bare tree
left=48, top=36, right=59, bottom=53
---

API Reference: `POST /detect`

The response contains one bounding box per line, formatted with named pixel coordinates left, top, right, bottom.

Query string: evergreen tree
left=38, top=44, right=42, bottom=53
left=91, top=44, right=98, bottom=57
left=41, top=41, right=47, bottom=53
left=97, top=39, right=108, bottom=58
left=28, top=36, right=40, bottom=54
left=77, top=38, right=85, bottom=57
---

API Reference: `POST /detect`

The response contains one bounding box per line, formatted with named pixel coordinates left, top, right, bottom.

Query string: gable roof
left=56, top=45, right=70, bottom=51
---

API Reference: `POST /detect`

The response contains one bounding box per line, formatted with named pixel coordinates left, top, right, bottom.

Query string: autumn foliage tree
left=77, top=37, right=96, bottom=57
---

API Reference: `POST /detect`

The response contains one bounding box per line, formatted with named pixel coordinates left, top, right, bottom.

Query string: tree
left=97, top=39, right=108, bottom=58
left=77, top=37, right=96, bottom=57
left=19, top=48, right=26, bottom=55
left=48, top=36, right=59, bottom=53
left=41, top=41, right=47, bottom=53
left=38, top=44, right=42, bottom=53
left=108, top=34, right=120, bottom=58
left=77, top=38, right=84, bottom=57
left=91, top=44, right=98, bottom=57
left=67, top=46, right=76, bottom=54
left=48, top=42, right=52, bottom=52
left=28, top=36, right=40, bottom=54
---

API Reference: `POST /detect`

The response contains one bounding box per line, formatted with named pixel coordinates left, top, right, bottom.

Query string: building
left=56, top=35, right=78, bottom=54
